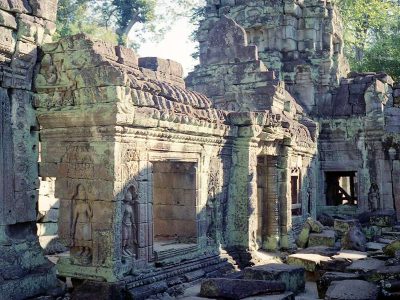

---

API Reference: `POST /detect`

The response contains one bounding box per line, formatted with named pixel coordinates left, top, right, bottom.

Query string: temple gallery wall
left=1, top=0, right=400, bottom=299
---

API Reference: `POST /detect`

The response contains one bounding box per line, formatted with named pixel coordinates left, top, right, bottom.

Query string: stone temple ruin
left=1, top=0, right=400, bottom=299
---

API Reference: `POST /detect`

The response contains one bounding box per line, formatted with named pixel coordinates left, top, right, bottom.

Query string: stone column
left=278, top=140, right=294, bottom=249
left=226, top=113, right=262, bottom=250
left=0, top=1, right=60, bottom=298
left=262, top=155, right=280, bottom=251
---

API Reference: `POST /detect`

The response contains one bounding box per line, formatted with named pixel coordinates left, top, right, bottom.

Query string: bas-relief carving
left=368, top=183, right=381, bottom=212
left=206, top=161, right=221, bottom=243
left=71, top=184, right=93, bottom=265
left=122, top=187, right=139, bottom=261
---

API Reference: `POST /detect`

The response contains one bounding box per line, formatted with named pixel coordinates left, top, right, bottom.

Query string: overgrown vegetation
left=55, top=0, right=203, bottom=48
left=336, top=0, right=400, bottom=80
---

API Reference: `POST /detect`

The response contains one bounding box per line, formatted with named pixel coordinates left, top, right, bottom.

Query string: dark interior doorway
left=325, top=171, right=358, bottom=206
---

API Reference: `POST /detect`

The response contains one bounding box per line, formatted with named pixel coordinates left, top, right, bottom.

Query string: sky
left=135, top=17, right=199, bottom=76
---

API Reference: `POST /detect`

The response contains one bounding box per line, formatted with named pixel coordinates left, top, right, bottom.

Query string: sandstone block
left=243, top=263, right=305, bottom=294
left=200, top=278, right=286, bottom=300
left=286, top=253, right=331, bottom=272
left=317, top=272, right=362, bottom=299
left=334, top=219, right=359, bottom=235
left=308, top=230, right=335, bottom=247
left=296, top=223, right=311, bottom=248
left=341, top=226, right=367, bottom=252
left=369, top=210, right=396, bottom=227
left=325, top=280, right=378, bottom=300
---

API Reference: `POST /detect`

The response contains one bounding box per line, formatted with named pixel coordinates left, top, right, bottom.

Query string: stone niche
left=153, top=161, right=198, bottom=247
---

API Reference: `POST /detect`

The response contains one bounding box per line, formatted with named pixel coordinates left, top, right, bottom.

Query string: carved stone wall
left=0, top=0, right=60, bottom=298
left=193, top=0, right=350, bottom=114
left=317, top=74, right=400, bottom=218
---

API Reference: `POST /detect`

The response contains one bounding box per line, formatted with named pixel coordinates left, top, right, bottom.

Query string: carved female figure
left=368, top=183, right=381, bottom=212
left=71, top=184, right=93, bottom=259
left=122, top=188, right=138, bottom=258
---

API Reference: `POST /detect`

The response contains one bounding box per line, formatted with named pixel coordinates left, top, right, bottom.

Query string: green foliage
left=55, top=0, right=204, bottom=47
left=335, top=0, right=400, bottom=80
left=55, top=0, right=117, bottom=43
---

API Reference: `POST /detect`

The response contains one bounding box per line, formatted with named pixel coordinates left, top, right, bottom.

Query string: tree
left=55, top=0, right=204, bottom=47
left=335, top=0, right=400, bottom=79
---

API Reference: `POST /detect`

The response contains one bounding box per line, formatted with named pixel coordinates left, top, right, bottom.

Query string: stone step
left=366, top=242, right=386, bottom=251
left=382, top=232, right=400, bottom=238
left=377, top=237, right=396, bottom=244
left=392, top=225, right=400, bottom=232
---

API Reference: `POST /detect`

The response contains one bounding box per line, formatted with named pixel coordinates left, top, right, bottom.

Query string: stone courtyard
left=1, top=0, right=400, bottom=299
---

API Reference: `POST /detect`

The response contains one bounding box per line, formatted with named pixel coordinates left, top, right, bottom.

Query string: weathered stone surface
left=369, top=210, right=396, bottom=227
left=346, top=258, right=386, bottom=274
left=199, top=278, right=286, bottom=300
left=308, top=230, right=335, bottom=247
left=243, top=263, right=305, bottom=294
left=383, top=240, right=400, bottom=257
left=307, top=217, right=324, bottom=233
left=286, top=253, right=331, bottom=272
left=325, top=280, right=378, bottom=300
left=296, top=223, right=311, bottom=248
left=318, top=213, right=335, bottom=227
left=334, top=219, right=360, bottom=235
left=317, top=272, right=362, bottom=299
left=342, top=226, right=367, bottom=252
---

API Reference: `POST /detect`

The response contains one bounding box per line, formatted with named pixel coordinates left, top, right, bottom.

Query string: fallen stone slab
left=383, top=240, right=400, bottom=257
left=243, top=292, right=294, bottom=300
left=317, top=272, right=362, bottom=299
left=366, top=242, right=386, bottom=251
left=317, top=213, right=334, bottom=227
left=286, top=253, right=331, bottom=272
left=325, top=280, right=378, bottom=300
left=243, top=263, right=305, bottom=294
left=308, top=230, right=335, bottom=247
left=369, top=210, right=396, bottom=227
left=320, top=258, right=352, bottom=272
left=296, top=223, right=311, bottom=248
left=331, top=250, right=368, bottom=261
left=368, top=265, right=400, bottom=282
left=346, top=258, right=385, bottom=274
left=297, top=246, right=338, bottom=257
left=306, top=217, right=324, bottom=233
left=334, top=219, right=360, bottom=235
left=341, top=226, right=367, bottom=251
left=199, top=278, right=286, bottom=300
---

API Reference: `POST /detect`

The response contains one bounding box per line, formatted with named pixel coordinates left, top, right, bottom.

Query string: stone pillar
left=262, top=155, right=280, bottom=251
left=227, top=113, right=262, bottom=250
left=0, top=1, right=60, bottom=298
left=278, top=141, right=294, bottom=249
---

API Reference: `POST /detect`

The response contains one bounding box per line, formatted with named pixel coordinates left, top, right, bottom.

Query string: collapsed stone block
left=342, top=226, right=367, bottom=252
left=325, top=280, right=378, bottom=300
left=317, top=272, right=362, bottom=299
left=200, top=278, right=286, bottom=300
left=243, top=263, right=305, bottom=294
left=308, top=230, right=335, bottom=248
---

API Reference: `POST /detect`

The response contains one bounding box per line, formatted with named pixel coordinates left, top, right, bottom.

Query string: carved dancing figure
left=122, top=189, right=138, bottom=258
left=71, top=184, right=93, bottom=258
left=368, top=183, right=381, bottom=212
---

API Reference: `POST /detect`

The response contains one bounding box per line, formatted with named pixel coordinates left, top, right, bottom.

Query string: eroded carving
left=122, top=187, right=139, bottom=260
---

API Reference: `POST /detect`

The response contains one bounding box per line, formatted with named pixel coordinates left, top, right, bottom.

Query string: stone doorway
left=325, top=171, right=358, bottom=206
left=152, top=161, right=198, bottom=255
left=256, top=156, right=279, bottom=250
